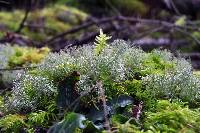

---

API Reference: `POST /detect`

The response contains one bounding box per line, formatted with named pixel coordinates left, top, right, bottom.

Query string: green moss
left=0, top=11, right=23, bottom=32
left=0, top=96, right=4, bottom=110
left=115, top=79, right=156, bottom=111
left=111, top=115, right=141, bottom=133
left=193, top=31, right=200, bottom=40
left=28, top=111, right=49, bottom=127
left=0, top=114, right=27, bottom=132
left=142, top=51, right=174, bottom=75
left=144, top=100, right=200, bottom=132
left=193, top=71, right=200, bottom=77
left=112, top=0, right=148, bottom=15
left=66, top=0, right=147, bottom=15
left=8, top=46, right=50, bottom=68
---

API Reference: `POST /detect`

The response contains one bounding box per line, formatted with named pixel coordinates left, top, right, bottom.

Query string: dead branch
left=181, top=53, right=200, bottom=60
left=40, top=15, right=200, bottom=49
left=118, top=16, right=200, bottom=32
left=52, top=24, right=116, bottom=51
left=41, top=17, right=117, bottom=46
left=15, top=0, right=31, bottom=33
left=0, top=66, right=38, bottom=71
left=133, top=38, right=188, bottom=49
left=23, top=23, right=55, bottom=31
left=132, top=27, right=164, bottom=39
left=175, top=27, right=200, bottom=45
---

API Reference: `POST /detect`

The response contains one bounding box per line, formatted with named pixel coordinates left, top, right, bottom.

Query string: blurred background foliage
left=0, top=4, right=88, bottom=41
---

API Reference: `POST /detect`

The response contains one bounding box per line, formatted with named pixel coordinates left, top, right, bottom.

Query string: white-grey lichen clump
left=10, top=73, right=56, bottom=112
left=9, top=40, right=200, bottom=111
left=0, top=45, right=18, bottom=89
left=0, top=44, right=15, bottom=69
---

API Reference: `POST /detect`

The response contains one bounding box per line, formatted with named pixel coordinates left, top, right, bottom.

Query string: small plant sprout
left=94, top=29, right=112, bottom=55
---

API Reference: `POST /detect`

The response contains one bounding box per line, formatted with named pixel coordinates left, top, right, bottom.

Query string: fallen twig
left=41, top=17, right=117, bottom=46
left=181, top=53, right=200, bottom=60
left=15, top=0, right=31, bottom=33
left=133, top=38, right=188, bottom=49
left=0, top=66, right=38, bottom=71
left=52, top=24, right=116, bottom=51
left=133, top=26, right=164, bottom=39
left=175, top=27, right=200, bottom=45
left=23, top=23, right=55, bottom=32
left=118, top=16, right=200, bottom=32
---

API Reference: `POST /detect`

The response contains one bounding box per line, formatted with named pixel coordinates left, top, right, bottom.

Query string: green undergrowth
left=143, top=100, right=200, bottom=132
left=0, top=5, right=88, bottom=41
left=1, top=31, right=200, bottom=132
left=0, top=45, right=50, bottom=68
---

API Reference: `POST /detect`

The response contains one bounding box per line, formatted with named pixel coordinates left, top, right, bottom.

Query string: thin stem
left=97, top=80, right=111, bottom=132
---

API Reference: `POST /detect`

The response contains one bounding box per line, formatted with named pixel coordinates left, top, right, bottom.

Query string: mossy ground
left=0, top=38, right=200, bottom=132
left=0, top=5, right=88, bottom=41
